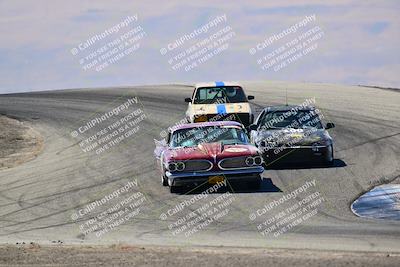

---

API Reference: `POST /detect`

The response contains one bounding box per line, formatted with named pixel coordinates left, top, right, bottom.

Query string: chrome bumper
left=166, top=166, right=264, bottom=186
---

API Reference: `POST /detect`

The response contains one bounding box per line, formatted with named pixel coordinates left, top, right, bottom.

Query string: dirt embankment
left=0, top=115, right=43, bottom=170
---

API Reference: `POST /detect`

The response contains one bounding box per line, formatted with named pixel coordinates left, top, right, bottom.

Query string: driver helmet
left=226, top=87, right=237, bottom=97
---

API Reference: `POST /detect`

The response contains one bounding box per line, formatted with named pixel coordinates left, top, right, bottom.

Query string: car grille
left=184, top=160, right=213, bottom=172
left=207, top=113, right=250, bottom=125
left=218, top=156, right=248, bottom=169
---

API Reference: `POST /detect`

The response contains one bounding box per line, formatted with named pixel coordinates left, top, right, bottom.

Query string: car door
left=185, top=87, right=197, bottom=122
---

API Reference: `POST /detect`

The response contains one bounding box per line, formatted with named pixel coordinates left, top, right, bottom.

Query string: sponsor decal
left=290, top=133, right=303, bottom=138
left=225, top=147, right=248, bottom=153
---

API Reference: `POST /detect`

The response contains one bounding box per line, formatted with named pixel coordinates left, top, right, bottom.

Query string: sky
left=0, top=0, right=399, bottom=94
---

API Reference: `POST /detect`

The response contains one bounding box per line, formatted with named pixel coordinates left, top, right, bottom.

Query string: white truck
left=185, top=81, right=255, bottom=127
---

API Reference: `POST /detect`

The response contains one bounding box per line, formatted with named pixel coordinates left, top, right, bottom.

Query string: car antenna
left=285, top=88, right=288, bottom=106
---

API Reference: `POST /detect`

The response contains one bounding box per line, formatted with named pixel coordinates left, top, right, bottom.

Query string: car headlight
left=254, top=156, right=263, bottom=165
left=245, top=156, right=254, bottom=166
left=166, top=161, right=186, bottom=172
left=167, top=162, right=176, bottom=171
left=245, top=156, right=263, bottom=166
left=313, top=139, right=329, bottom=146
left=176, top=161, right=185, bottom=171
left=258, top=140, right=276, bottom=151
left=194, top=115, right=208, bottom=122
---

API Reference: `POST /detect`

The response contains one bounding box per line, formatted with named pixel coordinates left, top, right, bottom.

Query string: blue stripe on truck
left=215, top=81, right=225, bottom=87
left=217, top=104, right=227, bottom=115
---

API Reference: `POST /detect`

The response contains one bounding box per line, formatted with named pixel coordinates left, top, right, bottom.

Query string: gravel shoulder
left=0, top=115, right=43, bottom=170
left=0, top=244, right=399, bottom=267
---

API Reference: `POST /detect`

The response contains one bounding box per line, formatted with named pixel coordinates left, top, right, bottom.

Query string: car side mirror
left=185, top=97, right=192, bottom=103
left=154, top=138, right=167, bottom=147
left=325, top=122, right=335, bottom=129
left=249, top=124, right=258, bottom=131
left=154, top=139, right=168, bottom=158
left=247, top=95, right=255, bottom=100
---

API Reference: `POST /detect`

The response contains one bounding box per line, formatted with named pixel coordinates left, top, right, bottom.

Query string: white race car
left=185, top=81, right=255, bottom=126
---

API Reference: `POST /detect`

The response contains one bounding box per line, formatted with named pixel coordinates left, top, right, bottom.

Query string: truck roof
left=194, top=81, right=242, bottom=88
left=262, top=105, right=316, bottom=112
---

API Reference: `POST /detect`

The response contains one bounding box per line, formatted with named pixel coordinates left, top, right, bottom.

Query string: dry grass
left=0, top=115, right=43, bottom=170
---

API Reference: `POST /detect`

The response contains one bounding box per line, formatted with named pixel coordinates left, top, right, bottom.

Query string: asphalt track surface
left=0, top=81, right=399, bottom=252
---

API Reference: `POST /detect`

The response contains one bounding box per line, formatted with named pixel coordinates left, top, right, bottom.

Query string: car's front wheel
left=169, top=185, right=181, bottom=194
left=324, top=144, right=334, bottom=166
left=161, top=174, right=168, bottom=186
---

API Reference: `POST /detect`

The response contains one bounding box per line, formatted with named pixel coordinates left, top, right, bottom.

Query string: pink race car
left=154, top=121, right=264, bottom=193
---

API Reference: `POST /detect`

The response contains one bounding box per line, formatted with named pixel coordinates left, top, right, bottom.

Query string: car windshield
left=260, top=109, right=323, bottom=129
left=193, top=86, right=247, bottom=104
left=170, top=126, right=249, bottom=147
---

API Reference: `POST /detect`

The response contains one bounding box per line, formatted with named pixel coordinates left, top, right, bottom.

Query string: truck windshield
left=193, top=86, right=247, bottom=104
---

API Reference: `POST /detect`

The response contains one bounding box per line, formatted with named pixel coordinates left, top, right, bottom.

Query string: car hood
left=254, top=128, right=332, bottom=146
left=164, top=142, right=259, bottom=161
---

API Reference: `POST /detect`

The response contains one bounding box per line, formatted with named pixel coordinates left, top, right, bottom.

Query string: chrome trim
left=218, top=156, right=251, bottom=170
left=166, top=159, right=213, bottom=173
left=166, top=166, right=264, bottom=179
left=171, top=175, right=260, bottom=186
left=218, top=156, right=263, bottom=170
left=262, top=145, right=328, bottom=149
